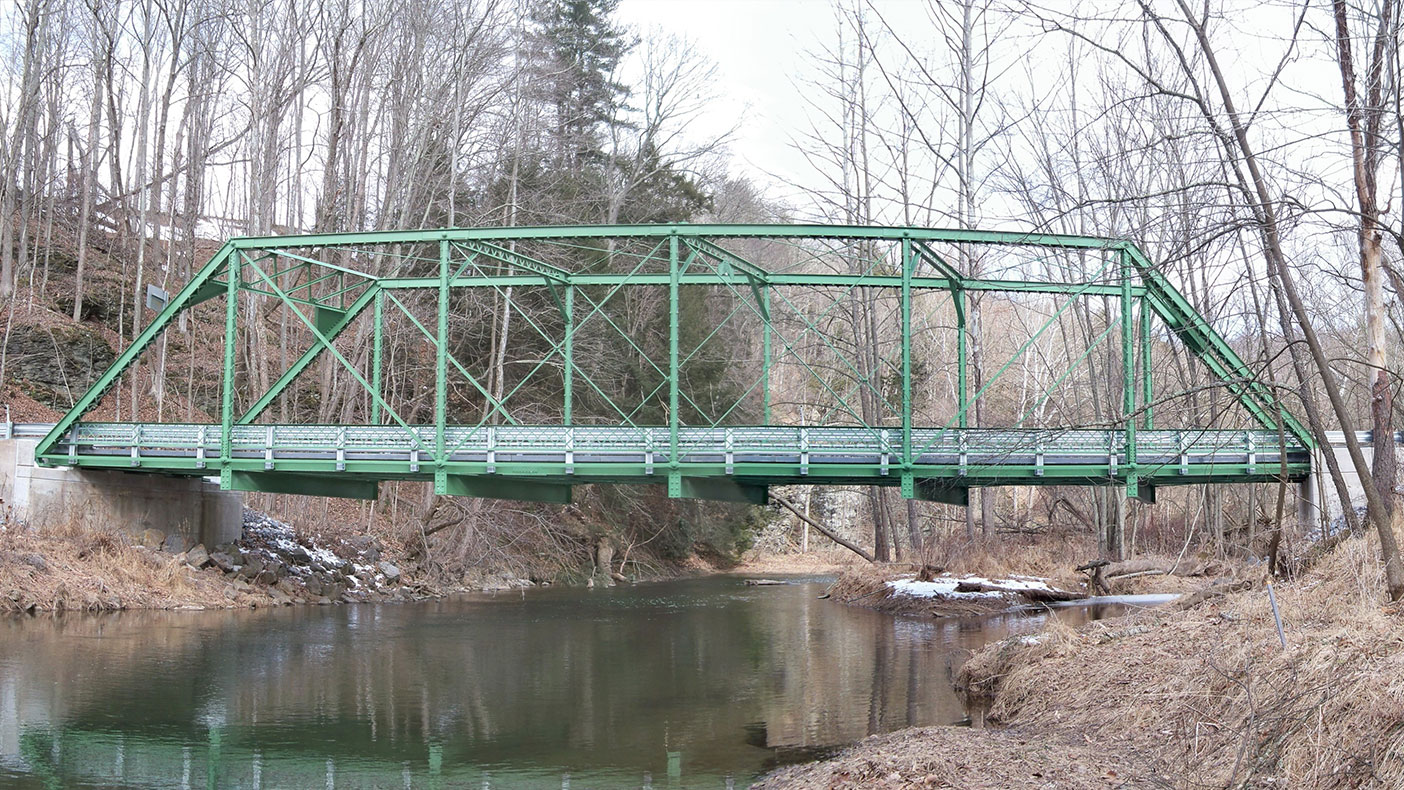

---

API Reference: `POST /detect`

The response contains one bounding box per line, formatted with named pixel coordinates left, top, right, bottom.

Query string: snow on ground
left=886, top=574, right=1055, bottom=600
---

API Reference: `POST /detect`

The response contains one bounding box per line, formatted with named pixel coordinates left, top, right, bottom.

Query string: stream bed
left=0, top=575, right=1162, bottom=788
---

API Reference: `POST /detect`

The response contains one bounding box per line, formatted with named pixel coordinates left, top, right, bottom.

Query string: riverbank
left=759, top=533, right=1404, bottom=789
left=0, top=509, right=436, bottom=613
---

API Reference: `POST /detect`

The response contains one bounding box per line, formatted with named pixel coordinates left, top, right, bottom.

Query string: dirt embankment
left=759, top=534, right=1404, bottom=789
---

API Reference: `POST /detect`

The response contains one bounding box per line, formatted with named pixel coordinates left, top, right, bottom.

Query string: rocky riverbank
left=0, top=508, right=437, bottom=613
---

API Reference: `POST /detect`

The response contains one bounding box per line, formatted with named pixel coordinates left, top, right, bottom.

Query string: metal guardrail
left=9, top=422, right=1311, bottom=475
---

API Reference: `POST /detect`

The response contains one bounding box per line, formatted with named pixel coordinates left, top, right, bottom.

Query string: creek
left=0, top=575, right=1160, bottom=788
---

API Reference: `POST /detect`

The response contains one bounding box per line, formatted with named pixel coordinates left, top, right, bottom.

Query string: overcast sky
left=616, top=0, right=840, bottom=199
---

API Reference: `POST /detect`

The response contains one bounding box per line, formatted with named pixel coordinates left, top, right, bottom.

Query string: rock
left=185, top=545, right=209, bottom=568
left=236, top=554, right=264, bottom=580
left=137, top=529, right=166, bottom=550
left=254, top=569, right=277, bottom=586
left=275, top=578, right=301, bottom=597
left=209, top=552, right=238, bottom=574
left=2, top=324, right=116, bottom=408
left=287, top=545, right=312, bottom=564
left=19, top=554, right=47, bottom=572
left=262, top=557, right=287, bottom=579
left=378, top=562, right=401, bottom=582
left=340, top=592, right=358, bottom=604
left=304, top=575, right=325, bottom=597
left=362, top=547, right=380, bottom=563
left=324, top=583, right=345, bottom=601
left=162, top=533, right=189, bottom=554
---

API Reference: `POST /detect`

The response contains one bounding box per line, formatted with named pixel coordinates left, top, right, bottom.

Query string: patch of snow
left=887, top=578, right=1002, bottom=600
left=886, top=573, right=1057, bottom=601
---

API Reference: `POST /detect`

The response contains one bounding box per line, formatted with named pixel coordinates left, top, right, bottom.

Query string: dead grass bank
left=0, top=526, right=272, bottom=612
left=763, top=534, right=1404, bottom=789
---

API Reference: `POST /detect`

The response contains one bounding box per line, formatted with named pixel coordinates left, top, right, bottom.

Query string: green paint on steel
left=33, top=224, right=1315, bottom=506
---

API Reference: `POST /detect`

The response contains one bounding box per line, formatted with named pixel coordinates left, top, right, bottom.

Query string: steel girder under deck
left=34, top=224, right=1314, bottom=506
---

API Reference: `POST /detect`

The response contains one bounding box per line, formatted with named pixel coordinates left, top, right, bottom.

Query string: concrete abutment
left=0, top=438, right=241, bottom=547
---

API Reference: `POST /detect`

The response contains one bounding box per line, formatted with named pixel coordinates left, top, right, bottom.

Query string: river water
left=0, top=575, right=1153, bottom=789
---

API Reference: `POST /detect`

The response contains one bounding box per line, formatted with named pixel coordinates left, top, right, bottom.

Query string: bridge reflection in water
left=0, top=579, right=1138, bottom=789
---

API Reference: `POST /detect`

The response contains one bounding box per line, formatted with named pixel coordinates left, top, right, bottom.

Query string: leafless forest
left=1, top=0, right=1403, bottom=594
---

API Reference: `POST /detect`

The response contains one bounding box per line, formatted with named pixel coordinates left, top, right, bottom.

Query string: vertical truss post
left=1140, top=293, right=1152, bottom=431
left=668, top=232, right=681, bottom=497
left=564, top=283, right=574, bottom=425
left=435, top=238, right=449, bottom=495
left=1120, top=250, right=1138, bottom=496
left=900, top=238, right=914, bottom=498
left=219, top=253, right=241, bottom=487
left=762, top=286, right=772, bottom=425
left=371, top=288, right=384, bottom=425
left=955, top=285, right=968, bottom=428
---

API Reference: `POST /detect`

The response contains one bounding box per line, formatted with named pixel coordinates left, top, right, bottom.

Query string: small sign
left=145, top=284, right=169, bottom=311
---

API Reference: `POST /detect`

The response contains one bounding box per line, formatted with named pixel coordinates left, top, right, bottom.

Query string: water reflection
left=0, top=576, right=1136, bottom=788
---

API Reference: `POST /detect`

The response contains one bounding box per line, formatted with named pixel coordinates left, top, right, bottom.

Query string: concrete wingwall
left=0, top=438, right=241, bottom=548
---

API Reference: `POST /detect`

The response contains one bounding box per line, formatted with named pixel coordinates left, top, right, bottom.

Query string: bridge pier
left=0, top=437, right=240, bottom=547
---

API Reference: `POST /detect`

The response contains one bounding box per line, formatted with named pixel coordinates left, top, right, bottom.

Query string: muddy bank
left=763, top=535, right=1404, bottom=789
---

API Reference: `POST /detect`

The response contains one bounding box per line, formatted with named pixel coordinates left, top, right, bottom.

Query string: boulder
left=209, top=552, right=239, bottom=574
left=236, top=554, right=265, bottom=580
left=137, top=529, right=166, bottom=550
left=378, top=562, right=401, bottom=582
left=185, top=545, right=209, bottom=568
left=162, top=534, right=189, bottom=554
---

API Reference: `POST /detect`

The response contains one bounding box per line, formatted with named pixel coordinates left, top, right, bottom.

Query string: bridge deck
left=28, top=424, right=1310, bottom=498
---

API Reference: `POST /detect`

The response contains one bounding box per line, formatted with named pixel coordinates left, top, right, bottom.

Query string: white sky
left=616, top=0, right=839, bottom=194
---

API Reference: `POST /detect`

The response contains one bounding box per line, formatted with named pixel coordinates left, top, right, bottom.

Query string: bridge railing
left=46, top=422, right=1308, bottom=478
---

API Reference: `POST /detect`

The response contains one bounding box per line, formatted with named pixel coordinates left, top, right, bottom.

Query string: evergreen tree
left=529, top=0, right=633, bottom=169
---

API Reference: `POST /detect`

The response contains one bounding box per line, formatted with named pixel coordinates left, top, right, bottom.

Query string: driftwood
left=1018, top=587, right=1087, bottom=603
left=1175, top=579, right=1254, bottom=610
left=954, top=579, right=1086, bottom=603
left=771, top=496, right=875, bottom=563
left=1076, top=560, right=1111, bottom=595
left=745, top=579, right=785, bottom=586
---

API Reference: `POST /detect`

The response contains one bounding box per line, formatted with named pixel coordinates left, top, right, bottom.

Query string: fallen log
left=1018, top=587, right=1087, bottom=603
left=771, top=496, right=874, bottom=563
left=1175, top=579, right=1254, bottom=610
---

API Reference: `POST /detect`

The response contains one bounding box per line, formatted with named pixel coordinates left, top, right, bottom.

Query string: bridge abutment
left=0, top=438, right=241, bottom=547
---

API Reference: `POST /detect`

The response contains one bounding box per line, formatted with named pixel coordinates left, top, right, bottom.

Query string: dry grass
left=0, top=525, right=271, bottom=612
left=961, top=533, right=1404, bottom=788
left=765, top=536, right=1404, bottom=789
left=753, top=725, right=1146, bottom=789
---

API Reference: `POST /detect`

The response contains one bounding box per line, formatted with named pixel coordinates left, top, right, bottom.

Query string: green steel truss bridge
left=33, top=225, right=1313, bottom=506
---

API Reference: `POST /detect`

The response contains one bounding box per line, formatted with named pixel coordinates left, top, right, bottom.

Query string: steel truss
left=35, top=224, right=1313, bottom=505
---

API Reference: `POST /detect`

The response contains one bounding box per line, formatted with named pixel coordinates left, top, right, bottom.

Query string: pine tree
left=530, top=0, right=633, bottom=170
